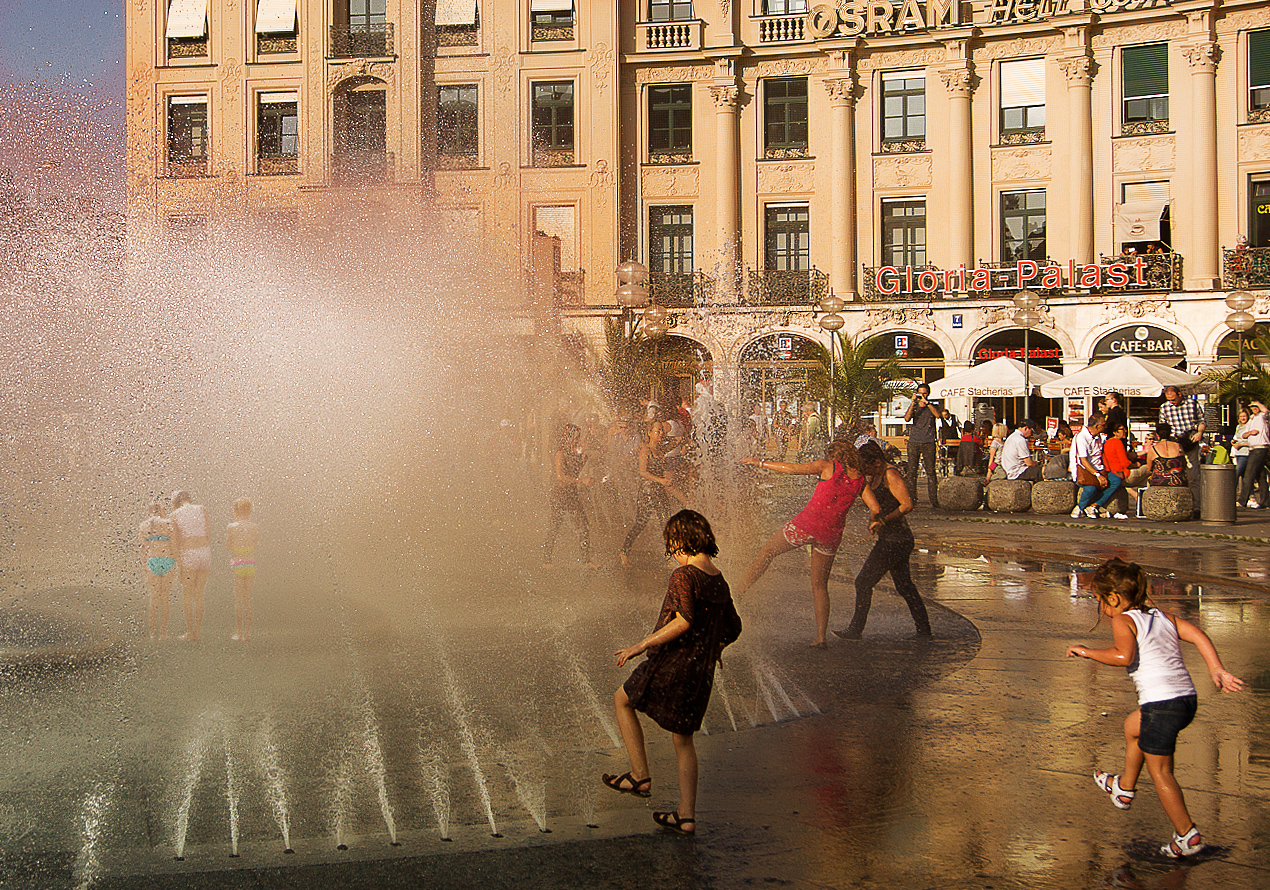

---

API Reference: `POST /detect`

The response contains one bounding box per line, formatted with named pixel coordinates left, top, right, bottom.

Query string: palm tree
left=595, top=315, right=659, bottom=410
left=1205, top=328, right=1270, bottom=409
left=809, top=333, right=908, bottom=439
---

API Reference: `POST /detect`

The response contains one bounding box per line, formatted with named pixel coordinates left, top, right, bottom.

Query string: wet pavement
left=2, top=503, right=1269, bottom=890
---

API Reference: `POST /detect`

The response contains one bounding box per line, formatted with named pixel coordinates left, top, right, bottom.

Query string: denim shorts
left=1138, top=694, right=1198, bottom=756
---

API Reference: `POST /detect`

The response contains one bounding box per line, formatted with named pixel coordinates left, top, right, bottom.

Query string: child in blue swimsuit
left=138, top=502, right=177, bottom=640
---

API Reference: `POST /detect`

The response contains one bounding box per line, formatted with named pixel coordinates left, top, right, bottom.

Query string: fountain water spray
left=357, top=691, right=399, bottom=845
left=493, top=744, right=548, bottom=833
left=172, top=717, right=212, bottom=861
left=255, top=720, right=293, bottom=854
left=72, top=781, right=114, bottom=890
left=223, top=727, right=240, bottom=858
left=418, top=726, right=452, bottom=841
left=439, top=656, right=499, bottom=836
left=554, top=635, right=621, bottom=748
left=329, top=748, right=355, bottom=851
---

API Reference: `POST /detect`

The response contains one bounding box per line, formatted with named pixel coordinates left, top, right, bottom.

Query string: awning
left=1114, top=200, right=1167, bottom=242
left=255, top=0, right=296, bottom=33
left=530, top=0, right=573, bottom=11
left=436, top=0, right=477, bottom=26
left=166, top=0, right=209, bottom=39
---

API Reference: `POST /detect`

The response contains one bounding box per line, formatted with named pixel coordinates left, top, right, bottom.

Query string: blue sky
left=0, top=0, right=123, bottom=94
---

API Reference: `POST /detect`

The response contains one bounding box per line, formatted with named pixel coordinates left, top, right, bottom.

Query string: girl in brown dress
left=604, top=510, right=740, bottom=834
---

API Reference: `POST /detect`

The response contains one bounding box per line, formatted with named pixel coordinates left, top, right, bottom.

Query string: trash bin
left=1201, top=463, right=1237, bottom=524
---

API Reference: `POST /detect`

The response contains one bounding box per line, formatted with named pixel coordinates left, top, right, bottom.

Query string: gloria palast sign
left=806, top=0, right=1176, bottom=38
left=875, top=257, right=1149, bottom=296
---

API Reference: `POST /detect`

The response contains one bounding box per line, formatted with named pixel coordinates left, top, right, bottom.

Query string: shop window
left=999, top=58, right=1045, bottom=144
left=1001, top=190, right=1046, bottom=263
left=167, top=96, right=208, bottom=177
left=763, top=77, right=808, bottom=159
left=649, top=85, right=692, bottom=162
left=532, top=81, right=575, bottom=166
left=881, top=70, right=925, bottom=152
left=1122, top=43, right=1169, bottom=134
left=882, top=199, right=926, bottom=268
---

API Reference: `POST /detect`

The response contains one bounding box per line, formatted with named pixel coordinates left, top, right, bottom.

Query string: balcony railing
left=329, top=23, right=394, bottom=58
left=757, top=14, right=806, bottom=43
left=532, top=23, right=574, bottom=41
left=257, top=33, right=298, bottom=54
left=256, top=156, right=299, bottom=176
left=437, top=24, right=478, bottom=47
left=1121, top=119, right=1169, bottom=137
left=532, top=147, right=576, bottom=167
left=1096, top=252, right=1182, bottom=291
left=168, top=36, right=209, bottom=58
left=746, top=267, right=829, bottom=306
left=330, top=151, right=395, bottom=182
left=636, top=20, right=704, bottom=52
left=1223, top=246, right=1270, bottom=289
left=650, top=271, right=716, bottom=307
left=555, top=270, right=585, bottom=307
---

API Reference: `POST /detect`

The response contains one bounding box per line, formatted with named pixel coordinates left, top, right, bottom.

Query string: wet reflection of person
left=836, top=442, right=932, bottom=640
left=606, top=510, right=740, bottom=835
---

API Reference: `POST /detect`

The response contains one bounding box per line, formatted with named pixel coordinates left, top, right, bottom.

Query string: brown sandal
left=602, top=771, right=651, bottom=797
left=653, top=810, right=695, bottom=834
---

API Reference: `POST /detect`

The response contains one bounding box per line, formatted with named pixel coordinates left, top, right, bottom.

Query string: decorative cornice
left=636, top=64, right=712, bottom=85
left=1102, top=300, right=1178, bottom=325
left=858, top=307, right=936, bottom=335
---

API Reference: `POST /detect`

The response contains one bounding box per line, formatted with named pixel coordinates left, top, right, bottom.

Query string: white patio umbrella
left=929, top=355, right=1062, bottom=400
left=1038, top=354, right=1200, bottom=399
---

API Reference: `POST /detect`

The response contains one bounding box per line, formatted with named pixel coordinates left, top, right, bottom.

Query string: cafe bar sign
left=806, top=0, right=1175, bottom=38
left=1092, top=325, right=1185, bottom=360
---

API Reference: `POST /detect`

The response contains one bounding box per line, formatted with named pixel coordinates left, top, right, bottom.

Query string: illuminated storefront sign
left=1092, top=325, right=1184, bottom=360
left=874, top=258, right=1148, bottom=297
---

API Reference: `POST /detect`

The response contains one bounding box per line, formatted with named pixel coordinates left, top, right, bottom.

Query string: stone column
left=710, top=82, right=741, bottom=300
left=1185, top=41, right=1220, bottom=288
left=1060, top=55, right=1095, bottom=266
left=940, top=66, right=974, bottom=270
left=825, top=76, right=857, bottom=299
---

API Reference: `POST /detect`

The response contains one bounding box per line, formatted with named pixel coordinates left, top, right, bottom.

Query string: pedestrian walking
left=1066, top=558, right=1244, bottom=858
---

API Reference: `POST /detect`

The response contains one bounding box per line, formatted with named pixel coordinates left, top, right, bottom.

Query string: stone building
left=125, top=0, right=1270, bottom=425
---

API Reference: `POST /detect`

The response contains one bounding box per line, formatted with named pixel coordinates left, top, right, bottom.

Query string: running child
left=605, top=510, right=741, bottom=834
left=1066, top=558, right=1245, bottom=858
left=226, top=497, right=259, bottom=642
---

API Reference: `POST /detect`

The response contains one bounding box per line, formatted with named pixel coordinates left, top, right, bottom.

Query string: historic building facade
left=126, top=0, right=1270, bottom=422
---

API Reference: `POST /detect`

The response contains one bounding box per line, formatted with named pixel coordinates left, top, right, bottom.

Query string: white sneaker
left=1071, top=506, right=1083, bottom=518
left=1161, top=824, right=1205, bottom=858
left=1112, top=513, right=1129, bottom=520
left=1085, top=506, right=1101, bottom=519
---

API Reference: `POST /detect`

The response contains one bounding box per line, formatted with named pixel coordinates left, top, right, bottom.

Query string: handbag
left=1075, top=465, right=1104, bottom=487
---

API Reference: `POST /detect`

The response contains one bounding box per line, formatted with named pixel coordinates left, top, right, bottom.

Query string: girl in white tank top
left=1066, top=558, right=1244, bottom=859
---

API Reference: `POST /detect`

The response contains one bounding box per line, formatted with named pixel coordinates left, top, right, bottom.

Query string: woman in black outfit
left=542, top=424, right=598, bottom=567
left=836, top=441, right=932, bottom=640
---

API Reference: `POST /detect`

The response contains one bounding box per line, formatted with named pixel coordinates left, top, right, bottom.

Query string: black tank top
left=871, top=469, right=910, bottom=537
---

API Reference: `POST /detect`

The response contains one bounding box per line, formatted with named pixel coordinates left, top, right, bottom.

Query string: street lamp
left=616, top=260, right=650, bottom=339
left=1013, top=289, right=1043, bottom=424
left=819, top=291, right=845, bottom=434
left=1225, top=290, right=1256, bottom=404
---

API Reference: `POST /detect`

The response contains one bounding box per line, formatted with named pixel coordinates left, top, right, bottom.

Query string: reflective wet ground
left=1, top=519, right=1268, bottom=890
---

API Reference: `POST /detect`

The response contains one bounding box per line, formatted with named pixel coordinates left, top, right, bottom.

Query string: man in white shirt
left=1001, top=419, right=1043, bottom=481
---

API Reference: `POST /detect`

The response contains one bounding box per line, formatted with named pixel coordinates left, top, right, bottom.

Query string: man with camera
left=904, top=383, right=940, bottom=507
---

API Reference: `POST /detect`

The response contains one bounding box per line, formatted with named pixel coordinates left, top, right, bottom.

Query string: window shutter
left=259, top=91, right=298, bottom=104
left=1123, top=43, right=1169, bottom=99
left=529, top=0, right=572, bottom=11
left=1000, top=58, right=1045, bottom=107
left=1122, top=181, right=1170, bottom=205
left=255, top=0, right=295, bottom=33
left=1251, top=30, right=1270, bottom=90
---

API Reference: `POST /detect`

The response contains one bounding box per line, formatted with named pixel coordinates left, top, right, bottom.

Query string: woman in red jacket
left=1102, top=422, right=1137, bottom=520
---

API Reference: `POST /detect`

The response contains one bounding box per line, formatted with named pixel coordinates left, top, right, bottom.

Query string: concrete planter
left=1031, top=480, right=1076, bottom=514
left=938, top=475, right=983, bottom=511
left=987, top=479, right=1032, bottom=513
left=1142, top=486, right=1195, bottom=522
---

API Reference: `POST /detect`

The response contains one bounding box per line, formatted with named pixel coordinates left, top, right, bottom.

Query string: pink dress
left=783, top=462, right=866, bottom=554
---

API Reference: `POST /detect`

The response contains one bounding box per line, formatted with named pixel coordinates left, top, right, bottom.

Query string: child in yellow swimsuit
left=226, top=497, right=259, bottom=642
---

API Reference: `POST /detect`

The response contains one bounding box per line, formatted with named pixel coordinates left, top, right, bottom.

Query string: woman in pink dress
left=737, top=439, right=880, bottom=646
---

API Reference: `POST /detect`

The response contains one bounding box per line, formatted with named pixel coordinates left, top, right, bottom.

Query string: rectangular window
left=333, top=0, right=388, bottom=56
left=436, top=0, right=478, bottom=46
left=166, top=0, right=209, bottom=57
left=438, top=84, right=479, bottom=163
left=882, top=70, right=925, bottom=147
left=167, top=96, right=208, bottom=176
left=881, top=199, right=927, bottom=268
left=999, top=58, right=1045, bottom=141
left=763, top=0, right=808, bottom=12
left=765, top=205, right=810, bottom=271
left=649, top=85, right=692, bottom=158
left=649, top=205, right=694, bottom=303
left=531, top=0, right=574, bottom=40
left=763, top=77, right=808, bottom=157
left=532, top=81, right=575, bottom=164
left=256, top=0, right=297, bottom=53
left=1251, top=30, right=1270, bottom=115
left=1252, top=179, right=1270, bottom=248
left=649, top=0, right=693, bottom=21
left=1001, top=190, right=1046, bottom=263
left=1122, top=43, right=1169, bottom=127
left=257, top=92, right=298, bottom=174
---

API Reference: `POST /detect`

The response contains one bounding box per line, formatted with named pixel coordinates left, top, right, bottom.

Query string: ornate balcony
left=554, top=270, right=585, bottom=308
left=746, top=267, right=828, bottom=306
left=1223, top=245, right=1270, bottom=289
left=330, top=151, right=395, bottom=183
left=167, top=36, right=208, bottom=58
left=1096, top=252, right=1182, bottom=291
left=757, top=14, right=806, bottom=43
left=329, top=23, right=394, bottom=58
left=257, top=33, right=298, bottom=54
left=636, top=20, right=703, bottom=52
left=650, top=271, right=716, bottom=307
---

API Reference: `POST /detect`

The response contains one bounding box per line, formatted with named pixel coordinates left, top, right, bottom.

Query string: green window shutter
left=1123, top=43, right=1169, bottom=98
left=1251, top=30, right=1270, bottom=90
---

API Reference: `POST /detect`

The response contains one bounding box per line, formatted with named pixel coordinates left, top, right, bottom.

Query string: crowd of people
left=138, top=490, right=258, bottom=642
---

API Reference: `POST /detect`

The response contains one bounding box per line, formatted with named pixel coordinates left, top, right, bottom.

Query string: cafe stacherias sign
left=805, top=0, right=1176, bottom=39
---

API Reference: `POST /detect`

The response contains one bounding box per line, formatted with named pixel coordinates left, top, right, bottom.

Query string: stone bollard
left=1031, top=480, right=1077, bottom=514
left=938, top=475, right=983, bottom=511
left=987, top=479, right=1032, bottom=513
left=1142, top=486, right=1195, bottom=522
left=1105, top=486, right=1130, bottom=517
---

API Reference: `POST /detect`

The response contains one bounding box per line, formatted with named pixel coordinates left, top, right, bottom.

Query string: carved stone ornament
left=858, top=307, right=936, bottom=335
left=857, top=48, right=944, bottom=73
left=1102, top=300, right=1178, bottom=325
left=641, top=165, right=700, bottom=197
left=492, top=161, right=515, bottom=191
left=974, top=36, right=1061, bottom=62
left=873, top=154, right=932, bottom=189
left=636, top=65, right=711, bottom=84
left=1112, top=135, right=1175, bottom=173
left=709, top=84, right=739, bottom=109
left=590, top=43, right=615, bottom=94
left=991, top=146, right=1052, bottom=182
left=755, top=57, right=829, bottom=77
left=1092, top=21, right=1181, bottom=50
left=1239, top=126, right=1270, bottom=162
left=494, top=48, right=516, bottom=96
left=758, top=162, right=815, bottom=195
left=327, top=59, right=395, bottom=90
left=220, top=58, right=242, bottom=86
left=939, top=67, right=973, bottom=97
left=975, top=305, right=1016, bottom=332
left=824, top=76, right=856, bottom=105
left=1184, top=42, right=1218, bottom=71
left=1059, top=55, right=1093, bottom=86
left=589, top=159, right=615, bottom=191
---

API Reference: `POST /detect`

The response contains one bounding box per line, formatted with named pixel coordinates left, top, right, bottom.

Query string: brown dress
left=623, top=564, right=736, bottom=734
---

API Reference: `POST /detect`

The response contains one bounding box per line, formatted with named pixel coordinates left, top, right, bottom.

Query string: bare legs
left=146, top=574, right=171, bottom=640
left=735, top=528, right=836, bottom=645
left=178, top=567, right=208, bottom=641
left=612, top=687, right=697, bottom=829
left=1119, top=710, right=1196, bottom=835
left=733, top=527, right=796, bottom=598
left=233, top=575, right=254, bottom=641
